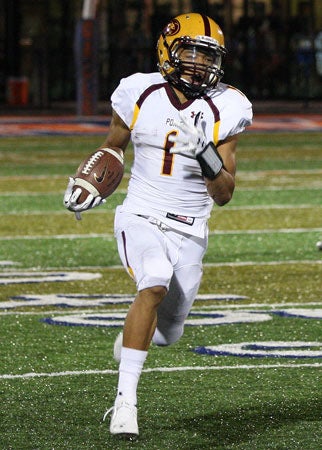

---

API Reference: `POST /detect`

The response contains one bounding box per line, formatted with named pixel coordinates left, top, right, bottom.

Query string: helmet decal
left=164, top=18, right=181, bottom=37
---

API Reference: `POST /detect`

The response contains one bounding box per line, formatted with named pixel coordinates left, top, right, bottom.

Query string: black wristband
left=196, top=142, right=223, bottom=180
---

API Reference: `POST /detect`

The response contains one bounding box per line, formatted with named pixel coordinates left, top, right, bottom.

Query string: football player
left=64, top=12, right=253, bottom=438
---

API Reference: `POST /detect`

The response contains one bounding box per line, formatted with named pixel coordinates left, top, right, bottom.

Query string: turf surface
left=0, top=131, right=321, bottom=449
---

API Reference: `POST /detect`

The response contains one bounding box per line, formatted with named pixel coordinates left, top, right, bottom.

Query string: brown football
left=73, top=146, right=124, bottom=203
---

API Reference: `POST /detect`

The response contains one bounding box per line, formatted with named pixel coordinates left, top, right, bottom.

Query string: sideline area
left=0, top=113, right=321, bottom=136
left=0, top=100, right=321, bottom=136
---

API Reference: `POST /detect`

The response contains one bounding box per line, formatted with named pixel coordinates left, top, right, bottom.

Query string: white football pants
left=114, top=207, right=208, bottom=345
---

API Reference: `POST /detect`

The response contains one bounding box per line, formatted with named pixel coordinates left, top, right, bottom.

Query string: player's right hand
left=63, top=177, right=105, bottom=220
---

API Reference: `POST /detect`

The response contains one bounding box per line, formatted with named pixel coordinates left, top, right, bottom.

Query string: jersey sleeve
left=110, top=75, right=137, bottom=128
left=217, top=86, right=253, bottom=141
left=111, top=73, right=163, bottom=128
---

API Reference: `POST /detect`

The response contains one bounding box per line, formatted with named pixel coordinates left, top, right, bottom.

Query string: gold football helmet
left=157, top=13, right=226, bottom=98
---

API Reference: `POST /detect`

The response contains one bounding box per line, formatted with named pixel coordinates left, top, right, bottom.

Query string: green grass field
left=0, top=131, right=321, bottom=449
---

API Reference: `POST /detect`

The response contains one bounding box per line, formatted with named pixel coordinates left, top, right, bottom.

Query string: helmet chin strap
left=180, top=75, right=205, bottom=89
left=180, top=67, right=213, bottom=89
left=176, top=76, right=206, bottom=99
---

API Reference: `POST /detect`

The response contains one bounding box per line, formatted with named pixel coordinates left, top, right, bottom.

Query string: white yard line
left=2, top=204, right=320, bottom=215
left=203, top=260, right=322, bottom=268
left=1, top=169, right=321, bottom=181
left=1, top=227, right=322, bottom=241
left=1, top=203, right=321, bottom=221
left=1, top=363, right=321, bottom=380
left=3, top=186, right=322, bottom=195
left=0, top=233, right=115, bottom=241
left=219, top=204, right=321, bottom=210
left=0, top=301, right=321, bottom=316
left=1, top=260, right=321, bottom=271
left=211, top=227, right=322, bottom=235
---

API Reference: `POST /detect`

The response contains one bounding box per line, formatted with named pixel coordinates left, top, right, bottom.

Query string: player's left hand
left=169, top=113, right=224, bottom=180
left=168, top=112, right=206, bottom=158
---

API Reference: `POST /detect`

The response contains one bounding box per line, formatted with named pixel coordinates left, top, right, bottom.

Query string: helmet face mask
left=157, top=14, right=226, bottom=98
left=172, top=39, right=225, bottom=95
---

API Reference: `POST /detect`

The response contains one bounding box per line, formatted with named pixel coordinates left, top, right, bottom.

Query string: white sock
left=116, top=347, right=148, bottom=405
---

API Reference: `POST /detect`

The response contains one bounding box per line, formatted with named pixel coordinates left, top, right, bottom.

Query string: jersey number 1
left=161, top=131, right=177, bottom=176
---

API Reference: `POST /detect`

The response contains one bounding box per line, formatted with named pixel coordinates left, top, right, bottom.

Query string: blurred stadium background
left=1, top=0, right=322, bottom=115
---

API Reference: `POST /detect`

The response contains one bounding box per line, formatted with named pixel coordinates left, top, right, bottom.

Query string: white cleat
left=103, top=399, right=139, bottom=438
left=113, top=332, right=123, bottom=362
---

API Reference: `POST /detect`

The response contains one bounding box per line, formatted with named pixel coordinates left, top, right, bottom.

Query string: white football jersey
left=111, top=72, right=252, bottom=237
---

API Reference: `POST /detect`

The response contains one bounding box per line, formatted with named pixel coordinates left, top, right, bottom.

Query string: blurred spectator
left=315, top=31, right=322, bottom=76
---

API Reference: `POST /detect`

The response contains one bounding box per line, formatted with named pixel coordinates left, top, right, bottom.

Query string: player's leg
left=153, top=232, right=207, bottom=346
left=108, top=286, right=166, bottom=437
left=106, top=210, right=173, bottom=436
left=122, top=285, right=166, bottom=351
left=113, top=286, right=163, bottom=362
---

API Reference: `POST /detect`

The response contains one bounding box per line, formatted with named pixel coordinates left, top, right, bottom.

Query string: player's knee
left=152, top=327, right=168, bottom=346
left=152, top=322, right=184, bottom=346
left=146, top=285, right=168, bottom=298
left=138, top=285, right=167, bottom=307
left=138, top=257, right=173, bottom=291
